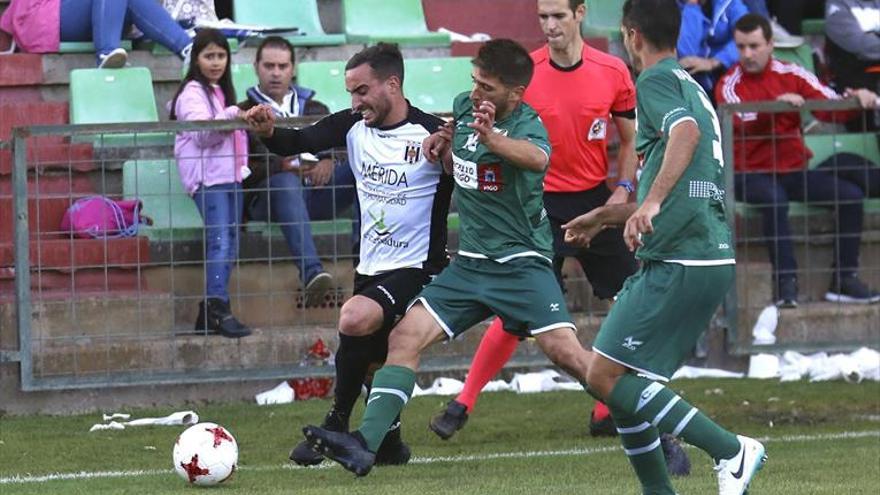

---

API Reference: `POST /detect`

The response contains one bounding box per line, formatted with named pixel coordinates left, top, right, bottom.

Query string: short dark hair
left=256, top=36, right=295, bottom=64
left=735, top=13, right=773, bottom=42
left=472, top=39, right=534, bottom=88
left=569, top=0, right=584, bottom=12
left=345, top=42, right=405, bottom=84
left=622, top=0, right=681, bottom=51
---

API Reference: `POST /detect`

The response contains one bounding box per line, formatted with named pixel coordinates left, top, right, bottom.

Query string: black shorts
left=544, top=186, right=638, bottom=299
left=354, top=268, right=436, bottom=333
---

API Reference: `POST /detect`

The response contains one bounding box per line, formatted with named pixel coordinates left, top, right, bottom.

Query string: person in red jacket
left=716, top=13, right=880, bottom=306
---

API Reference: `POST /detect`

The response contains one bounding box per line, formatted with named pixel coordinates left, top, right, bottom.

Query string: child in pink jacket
left=170, top=28, right=249, bottom=338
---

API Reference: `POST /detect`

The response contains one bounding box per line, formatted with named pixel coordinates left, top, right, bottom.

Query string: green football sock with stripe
left=611, top=408, right=676, bottom=495
left=609, top=373, right=740, bottom=462
left=356, top=365, right=416, bottom=452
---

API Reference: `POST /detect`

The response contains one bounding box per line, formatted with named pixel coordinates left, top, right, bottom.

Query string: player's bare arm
left=624, top=120, right=700, bottom=251
left=607, top=115, right=638, bottom=205
left=562, top=203, right=638, bottom=247
left=423, top=120, right=454, bottom=172
left=470, top=100, right=548, bottom=172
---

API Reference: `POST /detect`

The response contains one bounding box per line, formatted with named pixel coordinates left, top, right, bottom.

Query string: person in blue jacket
left=677, top=0, right=750, bottom=93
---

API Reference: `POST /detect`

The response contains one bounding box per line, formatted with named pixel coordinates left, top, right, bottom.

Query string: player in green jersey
left=300, top=39, right=595, bottom=477
left=562, top=1, right=765, bottom=494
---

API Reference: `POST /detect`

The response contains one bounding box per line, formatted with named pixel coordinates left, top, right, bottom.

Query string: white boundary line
left=1, top=430, right=877, bottom=485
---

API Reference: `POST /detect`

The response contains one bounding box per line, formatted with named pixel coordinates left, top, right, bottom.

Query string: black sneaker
left=303, top=426, right=375, bottom=477
left=825, top=274, right=880, bottom=304
left=289, top=407, right=350, bottom=466
left=303, top=272, right=334, bottom=307
left=775, top=276, right=798, bottom=308
left=429, top=400, right=468, bottom=440
left=375, top=421, right=411, bottom=465
left=588, top=407, right=618, bottom=438
left=661, top=434, right=691, bottom=477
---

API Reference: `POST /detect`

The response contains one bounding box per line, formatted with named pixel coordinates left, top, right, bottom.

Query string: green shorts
left=593, top=261, right=734, bottom=381
left=414, top=255, right=576, bottom=339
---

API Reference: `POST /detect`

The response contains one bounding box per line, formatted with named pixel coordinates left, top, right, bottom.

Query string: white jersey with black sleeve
left=261, top=103, right=453, bottom=276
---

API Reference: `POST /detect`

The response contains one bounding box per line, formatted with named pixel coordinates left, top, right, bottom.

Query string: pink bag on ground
left=60, top=196, right=150, bottom=239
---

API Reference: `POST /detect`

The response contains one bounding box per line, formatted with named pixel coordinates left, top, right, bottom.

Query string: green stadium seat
left=775, top=42, right=815, bottom=75
left=342, top=0, right=450, bottom=46
left=231, top=64, right=258, bottom=103
left=403, top=57, right=472, bottom=114
left=296, top=60, right=349, bottom=113
left=69, top=67, right=171, bottom=146
left=738, top=133, right=880, bottom=218
left=59, top=40, right=132, bottom=53
left=150, top=38, right=239, bottom=56
left=233, top=0, right=346, bottom=46
left=801, top=19, right=826, bottom=36
left=582, top=0, right=625, bottom=41
left=122, top=159, right=204, bottom=241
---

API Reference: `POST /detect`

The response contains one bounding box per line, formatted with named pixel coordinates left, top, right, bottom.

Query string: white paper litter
left=751, top=306, right=778, bottom=345
left=89, top=410, right=199, bottom=432
left=751, top=347, right=880, bottom=383
left=672, top=366, right=744, bottom=379
left=255, top=381, right=296, bottom=405
left=412, top=377, right=465, bottom=397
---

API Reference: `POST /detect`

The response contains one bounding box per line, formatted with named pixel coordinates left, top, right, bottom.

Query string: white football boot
left=715, top=435, right=767, bottom=495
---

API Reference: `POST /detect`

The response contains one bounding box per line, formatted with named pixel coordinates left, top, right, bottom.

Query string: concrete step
left=0, top=236, right=150, bottom=269
left=0, top=54, right=42, bottom=87
left=0, top=268, right=149, bottom=294
left=18, top=310, right=608, bottom=382
left=735, top=301, right=879, bottom=352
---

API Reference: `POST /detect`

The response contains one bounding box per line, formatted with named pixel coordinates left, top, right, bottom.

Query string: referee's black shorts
left=545, top=185, right=638, bottom=300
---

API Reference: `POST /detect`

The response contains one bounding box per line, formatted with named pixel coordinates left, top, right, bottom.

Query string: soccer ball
left=172, top=422, right=238, bottom=486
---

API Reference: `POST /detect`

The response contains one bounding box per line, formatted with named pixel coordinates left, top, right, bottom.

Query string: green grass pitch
left=1, top=378, right=878, bottom=494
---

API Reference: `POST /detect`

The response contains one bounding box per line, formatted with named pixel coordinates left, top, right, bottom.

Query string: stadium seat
left=801, top=19, right=826, bottom=36
left=806, top=133, right=880, bottom=213
left=775, top=42, right=815, bottom=75
left=342, top=0, right=450, bottom=46
left=59, top=41, right=133, bottom=53
left=122, top=159, right=204, bottom=241
left=231, top=64, right=258, bottom=103
left=296, top=60, right=350, bottom=113
left=69, top=67, right=170, bottom=146
left=581, top=0, right=625, bottom=41
left=403, top=57, right=472, bottom=114
left=233, top=0, right=346, bottom=46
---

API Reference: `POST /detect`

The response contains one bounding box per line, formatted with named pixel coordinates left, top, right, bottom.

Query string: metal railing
left=4, top=118, right=571, bottom=391
left=719, top=98, right=880, bottom=355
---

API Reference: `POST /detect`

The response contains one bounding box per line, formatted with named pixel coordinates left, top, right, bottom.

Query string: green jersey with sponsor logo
left=634, top=57, right=734, bottom=264
left=450, top=92, right=554, bottom=262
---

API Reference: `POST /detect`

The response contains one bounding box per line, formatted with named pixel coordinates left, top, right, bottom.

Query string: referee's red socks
left=456, top=317, right=518, bottom=412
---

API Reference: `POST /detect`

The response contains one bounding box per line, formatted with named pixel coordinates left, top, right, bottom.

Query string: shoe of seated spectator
left=769, top=19, right=805, bottom=48
left=303, top=271, right=334, bottom=307
left=825, top=274, right=880, bottom=304
left=98, top=48, right=128, bottom=69
left=774, top=276, right=798, bottom=309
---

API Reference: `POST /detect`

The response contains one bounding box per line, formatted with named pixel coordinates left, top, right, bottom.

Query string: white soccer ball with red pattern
left=172, top=422, right=238, bottom=486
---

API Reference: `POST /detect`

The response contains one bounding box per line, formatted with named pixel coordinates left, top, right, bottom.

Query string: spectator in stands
left=825, top=0, right=880, bottom=132
left=239, top=36, right=356, bottom=307
left=170, top=28, right=251, bottom=338
left=0, top=0, right=192, bottom=68
left=677, top=0, right=749, bottom=94
left=717, top=13, right=880, bottom=307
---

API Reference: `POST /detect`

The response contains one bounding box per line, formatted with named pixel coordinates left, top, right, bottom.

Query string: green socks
left=611, top=409, right=676, bottom=495
left=356, top=365, right=416, bottom=452
left=609, top=373, right=740, bottom=462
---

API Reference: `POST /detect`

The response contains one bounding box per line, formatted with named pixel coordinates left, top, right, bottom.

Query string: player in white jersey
left=247, top=43, right=453, bottom=466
